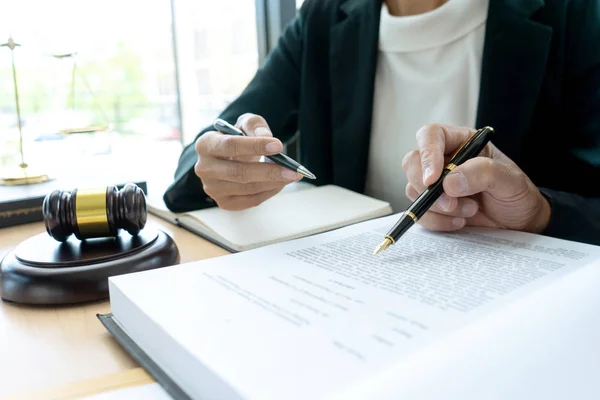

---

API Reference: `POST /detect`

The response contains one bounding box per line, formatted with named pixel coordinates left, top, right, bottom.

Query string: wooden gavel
left=42, top=183, right=147, bottom=242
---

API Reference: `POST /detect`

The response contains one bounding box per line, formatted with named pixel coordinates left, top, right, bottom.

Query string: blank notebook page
left=185, top=185, right=390, bottom=248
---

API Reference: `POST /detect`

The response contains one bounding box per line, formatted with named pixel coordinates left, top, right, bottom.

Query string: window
left=196, top=68, right=212, bottom=95
left=0, top=0, right=259, bottom=187
left=194, top=30, right=209, bottom=61
left=172, top=0, right=259, bottom=145
left=0, top=0, right=181, bottom=182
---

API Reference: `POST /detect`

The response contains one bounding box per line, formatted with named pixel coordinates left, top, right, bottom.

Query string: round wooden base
left=0, top=228, right=180, bottom=305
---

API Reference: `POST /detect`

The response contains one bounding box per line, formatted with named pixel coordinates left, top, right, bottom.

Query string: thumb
left=236, top=113, right=274, bottom=138
left=443, top=157, right=529, bottom=200
left=234, top=113, right=280, bottom=161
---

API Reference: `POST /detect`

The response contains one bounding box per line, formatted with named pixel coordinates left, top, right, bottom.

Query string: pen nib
left=297, top=165, right=316, bottom=180
left=373, top=237, right=392, bottom=255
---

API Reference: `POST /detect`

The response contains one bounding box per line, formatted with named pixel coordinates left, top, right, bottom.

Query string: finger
left=405, top=184, right=478, bottom=217
left=402, top=150, right=427, bottom=193
left=417, top=211, right=466, bottom=232
left=443, top=157, right=529, bottom=200
left=403, top=153, right=459, bottom=212
left=465, top=211, right=502, bottom=228
left=203, top=180, right=288, bottom=197
left=218, top=188, right=283, bottom=211
left=198, top=158, right=302, bottom=184
left=415, top=124, right=475, bottom=186
left=196, top=131, right=283, bottom=159
left=235, top=114, right=280, bottom=162
left=236, top=113, right=273, bottom=137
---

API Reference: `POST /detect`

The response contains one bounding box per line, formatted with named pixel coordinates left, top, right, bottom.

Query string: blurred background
left=0, top=0, right=304, bottom=189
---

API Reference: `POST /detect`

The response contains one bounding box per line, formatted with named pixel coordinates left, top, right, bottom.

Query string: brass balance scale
left=0, top=36, right=109, bottom=186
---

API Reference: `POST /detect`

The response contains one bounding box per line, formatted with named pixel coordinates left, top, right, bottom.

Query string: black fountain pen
left=373, top=126, right=495, bottom=255
left=213, top=118, right=316, bottom=180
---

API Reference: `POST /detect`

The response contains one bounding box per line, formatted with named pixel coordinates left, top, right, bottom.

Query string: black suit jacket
left=164, top=0, right=600, bottom=245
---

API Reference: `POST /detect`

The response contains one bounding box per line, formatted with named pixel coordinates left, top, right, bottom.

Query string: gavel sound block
left=0, top=183, right=180, bottom=305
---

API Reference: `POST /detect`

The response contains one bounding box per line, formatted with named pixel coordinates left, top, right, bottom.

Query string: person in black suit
left=164, top=0, right=600, bottom=245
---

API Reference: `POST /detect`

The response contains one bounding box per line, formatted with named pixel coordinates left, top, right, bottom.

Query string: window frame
left=254, top=0, right=297, bottom=65
left=254, top=0, right=299, bottom=156
left=168, top=0, right=296, bottom=147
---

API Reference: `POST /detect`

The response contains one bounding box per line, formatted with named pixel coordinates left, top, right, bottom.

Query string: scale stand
left=52, top=52, right=110, bottom=135
left=0, top=36, right=51, bottom=186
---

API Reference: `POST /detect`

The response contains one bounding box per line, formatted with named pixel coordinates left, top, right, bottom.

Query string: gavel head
left=42, top=183, right=147, bottom=242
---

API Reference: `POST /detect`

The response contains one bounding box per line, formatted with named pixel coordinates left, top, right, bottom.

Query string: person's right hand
left=194, top=113, right=302, bottom=211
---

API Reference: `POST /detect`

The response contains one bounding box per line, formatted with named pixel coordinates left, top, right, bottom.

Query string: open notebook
left=101, top=214, right=600, bottom=400
left=148, top=184, right=392, bottom=252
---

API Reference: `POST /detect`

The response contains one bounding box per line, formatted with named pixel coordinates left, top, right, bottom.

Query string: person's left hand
left=402, top=124, right=551, bottom=233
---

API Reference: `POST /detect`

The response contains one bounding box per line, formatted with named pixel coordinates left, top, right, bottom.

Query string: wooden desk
left=0, top=217, right=228, bottom=399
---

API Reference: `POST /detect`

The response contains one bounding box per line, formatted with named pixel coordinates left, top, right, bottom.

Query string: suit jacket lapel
left=476, top=0, right=552, bottom=163
left=329, top=0, right=381, bottom=193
